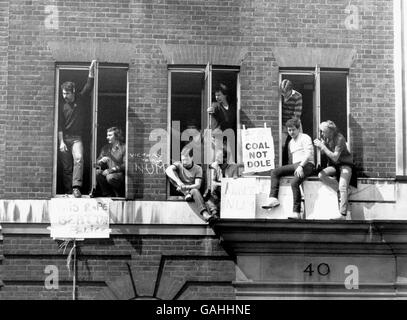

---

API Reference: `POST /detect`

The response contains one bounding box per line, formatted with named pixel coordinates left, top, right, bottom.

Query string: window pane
left=320, top=72, right=348, bottom=139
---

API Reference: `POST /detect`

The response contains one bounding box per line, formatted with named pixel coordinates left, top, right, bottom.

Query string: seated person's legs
left=106, top=172, right=124, bottom=197
left=263, top=164, right=296, bottom=209
left=96, top=170, right=115, bottom=197
left=318, top=166, right=339, bottom=191
left=338, top=165, right=352, bottom=217
left=189, top=188, right=212, bottom=221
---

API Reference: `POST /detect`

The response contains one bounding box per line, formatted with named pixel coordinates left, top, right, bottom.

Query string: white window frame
left=53, top=63, right=129, bottom=198
left=279, top=68, right=350, bottom=167
left=167, top=65, right=241, bottom=199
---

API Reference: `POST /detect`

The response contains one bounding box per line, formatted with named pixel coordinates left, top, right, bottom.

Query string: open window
left=167, top=65, right=240, bottom=198
left=280, top=68, right=349, bottom=167
left=54, top=63, right=128, bottom=197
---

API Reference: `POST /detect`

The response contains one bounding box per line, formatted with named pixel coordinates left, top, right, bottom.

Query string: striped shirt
left=282, top=90, right=303, bottom=125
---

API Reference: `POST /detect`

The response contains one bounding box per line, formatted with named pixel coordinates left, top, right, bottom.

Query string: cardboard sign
left=49, top=198, right=111, bottom=239
left=303, top=181, right=340, bottom=219
left=220, top=178, right=257, bottom=218
left=241, top=127, right=275, bottom=173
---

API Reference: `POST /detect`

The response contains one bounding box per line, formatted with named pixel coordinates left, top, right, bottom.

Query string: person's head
left=61, top=81, right=76, bottom=103
left=180, top=147, right=193, bottom=168
left=280, top=79, right=293, bottom=99
left=285, top=118, right=301, bottom=139
left=106, top=127, right=124, bottom=144
left=319, top=120, right=338, bottom=140
left=214, top=83, right=229, bottom=105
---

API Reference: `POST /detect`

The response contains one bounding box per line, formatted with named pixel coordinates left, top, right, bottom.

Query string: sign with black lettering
left=49, top=198, right=111, bottom=239
left=241, top=127, right=274, bottom=173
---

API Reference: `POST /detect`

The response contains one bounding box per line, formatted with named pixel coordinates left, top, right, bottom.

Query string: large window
left=54, top=63, right=128, bottom=197
left=280, top=68, right=349, bottom=167
left=168, top=65, right=240, bottom=198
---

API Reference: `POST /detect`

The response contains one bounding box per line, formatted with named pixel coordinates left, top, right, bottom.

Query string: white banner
left=241, top=127, right=275, bottom=173
left=49, top=198, right=111, bottom=239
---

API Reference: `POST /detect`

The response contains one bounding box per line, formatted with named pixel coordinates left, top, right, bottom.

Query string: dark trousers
left=96, top=171, right=124, bottom=197
left=269, top=162, right=314, bottom=213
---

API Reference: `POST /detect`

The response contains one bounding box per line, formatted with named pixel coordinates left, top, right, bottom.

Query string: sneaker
left=287, top=212, right=301, bottom=219
left=262, top=197, right=280, bottom=209
left=72, top=187, right=82, bottom=198
left=330, top=213, right=346, bottom=220
left=184, top=193, right=193, bottom=202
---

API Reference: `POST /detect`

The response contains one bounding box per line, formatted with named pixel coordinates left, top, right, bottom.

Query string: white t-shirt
left=289, top=133, right=315, bottom=165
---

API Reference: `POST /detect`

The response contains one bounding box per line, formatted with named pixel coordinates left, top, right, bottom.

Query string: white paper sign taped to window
left=241, top=126, right=275, bottom=173
left=49, top=198, right=111, bottom=239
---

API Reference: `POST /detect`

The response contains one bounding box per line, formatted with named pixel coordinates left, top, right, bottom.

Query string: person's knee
left=318, top=171, right=327, bottom=180
left=189, top=188, right=200, bottom=196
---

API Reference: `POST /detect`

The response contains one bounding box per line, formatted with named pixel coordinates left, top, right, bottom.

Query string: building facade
left=0, top=0, right=407, bottom=299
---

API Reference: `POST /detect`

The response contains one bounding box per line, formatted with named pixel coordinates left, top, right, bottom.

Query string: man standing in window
left=281, top=79, right=303, bottom=165
left=58, top=60, right=96, bottom=198
left=207, top=83, right=236, bottom=168
left=95, top=127, right=126, bottom=197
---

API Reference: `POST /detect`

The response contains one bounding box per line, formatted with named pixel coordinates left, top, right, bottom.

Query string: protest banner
left=241, top=125, right=275, bottom=173
left=49, top=198, right=111, bottom=239
left=220, top=178, right=257, bottom=218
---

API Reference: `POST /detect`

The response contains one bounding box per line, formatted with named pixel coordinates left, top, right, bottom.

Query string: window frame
left=279, top=68, right=350, bottom=167
left=167, top=65, right=241, bottom=200
left=53, top=63, right=129, bottom=198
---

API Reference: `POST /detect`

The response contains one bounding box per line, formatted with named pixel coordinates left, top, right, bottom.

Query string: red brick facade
left=0, top=0, right=396, bottom=199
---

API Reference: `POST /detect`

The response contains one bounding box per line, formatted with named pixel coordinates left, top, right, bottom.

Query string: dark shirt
left=97, top=142, right=126, bottom=172
left=58, top=77, right=94, bottom=137
left=208, top=102, right=236, bottom=132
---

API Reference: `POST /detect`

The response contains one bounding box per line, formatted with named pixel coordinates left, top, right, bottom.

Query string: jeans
left=318, top=165, right=352, bottom=216
left=206, top=186, right=221, bottom=214
left=59, top=136, right=83, bottom=193
left=168, top=178, right=207, bottom=214
left=269, top=162, right=314, bottom=213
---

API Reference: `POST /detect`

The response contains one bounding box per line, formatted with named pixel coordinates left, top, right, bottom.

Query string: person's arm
left=314, top=137, right=343, bottom=163
left=58, top=131, right=67, bottom=152
left=293, top=92, right=303, bottom=120
left=165, top=164, right=185, bottom=188
left=79, top=60, right=96, bottom=96
left=294, top=135, right=313, bottom=178
left=183, top=178, right=202, bottom=191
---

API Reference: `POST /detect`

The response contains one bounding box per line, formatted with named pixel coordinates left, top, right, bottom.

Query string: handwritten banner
left=241, top=127, right=275, bottom=173
left=49, top=198, right=111, bottom=239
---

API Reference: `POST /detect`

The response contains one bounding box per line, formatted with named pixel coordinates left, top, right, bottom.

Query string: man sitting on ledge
left=262, top=118, right=315, bottom=219
left=165, top=147, right=214, bottom=222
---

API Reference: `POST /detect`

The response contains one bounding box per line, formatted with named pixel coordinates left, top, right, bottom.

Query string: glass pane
left=320, top=72, right=348, bottom=139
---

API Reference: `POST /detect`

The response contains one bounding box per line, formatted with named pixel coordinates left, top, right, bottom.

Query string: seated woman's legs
left=338, top=165, right=352, bottom=216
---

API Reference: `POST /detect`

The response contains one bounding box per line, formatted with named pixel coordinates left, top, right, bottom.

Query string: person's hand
left=59, top=141, right=68, bottom=152
left=89, top=60, right=97, bottom=77
left=294, top=165, right=304, bottom=178
left=176, top=183, right=185, bottom=192
left=313, top=138, right=324, bottom=149
left=102, top=169, right=110, bottom=176
left=99, top=156, right=109, bottom=163
left=180, top=184, right=189, bottom=192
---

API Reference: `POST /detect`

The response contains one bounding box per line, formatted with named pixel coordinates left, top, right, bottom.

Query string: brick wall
left=0, top=228, right=235, bottom=300
left=0, top=0, right=396, bottom=199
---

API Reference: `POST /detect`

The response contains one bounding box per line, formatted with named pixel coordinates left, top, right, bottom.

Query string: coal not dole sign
left=241, top=126, right=275, bottom=173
